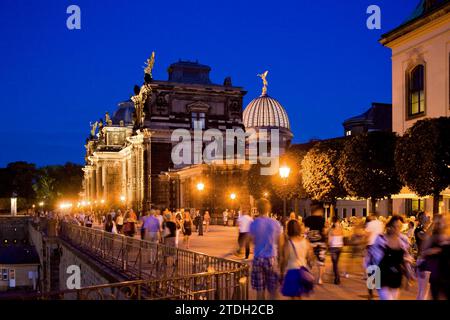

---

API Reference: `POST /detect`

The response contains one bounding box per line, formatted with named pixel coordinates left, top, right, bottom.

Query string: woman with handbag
left=371, top=215, right=415, bottom=300
left=280, top=220, right=315, bottom=299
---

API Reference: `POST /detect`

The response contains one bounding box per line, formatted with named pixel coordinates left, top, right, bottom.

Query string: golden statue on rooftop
left=257, top=70, right=269, bottom=96
left=144, top=51, right=156, bottom=78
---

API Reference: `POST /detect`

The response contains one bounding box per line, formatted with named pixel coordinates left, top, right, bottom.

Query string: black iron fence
left=39, top=221, right=249, bottom=300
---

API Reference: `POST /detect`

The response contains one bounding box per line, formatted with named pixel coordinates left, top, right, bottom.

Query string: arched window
left=408, top=65, right=425, bottom=116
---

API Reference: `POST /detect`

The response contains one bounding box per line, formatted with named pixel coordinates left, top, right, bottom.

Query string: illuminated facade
left=380, top=0, right=450, bottom=215
left=82, top=59, right=292, bottom=213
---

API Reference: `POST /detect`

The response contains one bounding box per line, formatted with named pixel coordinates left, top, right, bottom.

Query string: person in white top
left=364, top=212, right=385, bottom=299
left=365, top=214, right=385, bottom=246
left=223, top=209, right=229, bottom=226
left=236, top=211, right=253, bottom=259
left=329, top=216, right=344, bottom=285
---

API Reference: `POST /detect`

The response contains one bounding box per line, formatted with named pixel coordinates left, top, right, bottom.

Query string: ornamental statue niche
left=131, top=51, right=155, bottom=128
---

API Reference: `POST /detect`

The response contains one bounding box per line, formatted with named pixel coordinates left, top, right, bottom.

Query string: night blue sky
left=0, top=0, right=418, bottom=167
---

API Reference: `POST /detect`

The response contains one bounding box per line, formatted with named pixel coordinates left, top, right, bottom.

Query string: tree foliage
left=395, top=117, right=450, bottom=214
left=301, top=139, right=346, bottom=202
left=0, top=162, right=83, bottom=210
left=339, top=131, right=402, bottom=205
left=272, top=146, right=308, bottom=201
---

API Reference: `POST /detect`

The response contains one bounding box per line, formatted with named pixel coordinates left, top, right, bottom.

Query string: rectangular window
left=191, top=112, right=206, bottom=129
left=363, top=208, right=367, bottom=217
left=408, top=65, right=425, bottom=117
left=1, top=269, right=8, bottom=281
left=343, top=208, right=347, bottom=218
left=406, top=199, right=425, bottom=215
left=352, top=208, right=356, bottom=216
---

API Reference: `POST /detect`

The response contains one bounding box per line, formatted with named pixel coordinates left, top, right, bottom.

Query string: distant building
left=380, top=0, right=450, bottom=215
left=343, top=102, right=392, bottom=136
left=0, top=245, right=39, bottom=292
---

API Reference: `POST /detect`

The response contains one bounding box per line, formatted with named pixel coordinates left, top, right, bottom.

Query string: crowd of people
left=239, top=200, right=450, bottom=300
left=30, top=202, right=449, bottom=300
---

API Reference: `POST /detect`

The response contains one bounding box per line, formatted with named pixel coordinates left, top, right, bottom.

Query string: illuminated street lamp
left=38, top=202, right=44, bottom=207
left=263, top=192, right=269, bottom=198
left=279, top=165, right=291, bottom=217
left=196, top=182, right=205, bottom=191
left=230, top=193, right=236, bottom=200
left=100, top=199, right=105, bottom=205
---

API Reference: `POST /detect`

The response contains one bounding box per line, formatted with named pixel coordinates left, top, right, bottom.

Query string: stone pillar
left=143, top=133, right=152, bottom=211
left=96, top=163, right=101, bottom=201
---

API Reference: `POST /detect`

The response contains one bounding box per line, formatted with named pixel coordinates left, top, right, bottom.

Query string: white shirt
left=238, top=215, right=253, bottom=233
left=365, top=219, right=384, bottom=246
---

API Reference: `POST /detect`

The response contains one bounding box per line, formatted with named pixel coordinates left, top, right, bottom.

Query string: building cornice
left=380, top=3, right=450, bottom=47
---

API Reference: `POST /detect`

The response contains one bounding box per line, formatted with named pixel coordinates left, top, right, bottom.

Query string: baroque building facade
left=82, top=58, right=293, bottom=214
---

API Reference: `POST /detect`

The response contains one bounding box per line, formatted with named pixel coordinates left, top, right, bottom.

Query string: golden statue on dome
left=257, top=70, right=268, bottom=96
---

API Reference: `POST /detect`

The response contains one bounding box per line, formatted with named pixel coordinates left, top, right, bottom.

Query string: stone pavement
left=182, top=225, right=419, bottom=300
left=92, top=223, right=418, bottom=300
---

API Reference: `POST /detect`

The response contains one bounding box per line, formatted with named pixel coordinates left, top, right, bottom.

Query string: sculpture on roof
left=144, top=51, right=156, bottom=83
left=131, top=84, right=151, bottom=128
left=132, top=52, right=156, bottom=127
left=90, top=121, right=98, bottom=137
left=257, top=70, right=269, bottom=96
left=105, top=112, right=112, bottom=126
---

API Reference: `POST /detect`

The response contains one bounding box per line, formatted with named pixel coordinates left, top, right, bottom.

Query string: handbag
left=288, top=240, right=315, bottom=288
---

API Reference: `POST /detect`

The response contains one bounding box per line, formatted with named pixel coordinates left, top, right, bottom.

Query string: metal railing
left=53, top=222, right=249, bottom=300
left=2, top=270, right=249, bottom=300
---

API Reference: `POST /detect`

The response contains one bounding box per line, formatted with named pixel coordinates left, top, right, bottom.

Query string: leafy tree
left=32, top=162, right=83, bottom=208
left=247, top=163, right=273, bottom=200
left=301, top=139, right=347, bottom=216
left=395, top=117, right=450, bottom=215
left=273, top=146, right=309, bottom=201
left=5, top=162, right=38, bottom=203
left=339, top=131, right=402, bottom=213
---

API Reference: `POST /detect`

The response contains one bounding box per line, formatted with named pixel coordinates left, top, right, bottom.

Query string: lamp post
left=279, top=165, right=291, bottom=218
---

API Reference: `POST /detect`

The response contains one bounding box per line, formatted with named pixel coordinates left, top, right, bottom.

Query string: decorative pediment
left=186, top=101, right=210, bottom=113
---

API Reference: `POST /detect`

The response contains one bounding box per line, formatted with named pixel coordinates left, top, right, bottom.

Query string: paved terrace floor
left=93, top=223, right=418, bottom=300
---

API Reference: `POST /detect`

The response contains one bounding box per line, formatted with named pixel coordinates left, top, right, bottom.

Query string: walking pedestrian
left=364, top=212, right=385, bottom=299
left=197, top=210, right=204, bottom=236
left=236, top=211, right=253, bottom=259
left=116, top=211, right=124, bottom=234
left=123, top=210, right=137, bottom=237
left=249, top=199, right=282, bottom=300
left=419, top=214, right=450, bottom=300
left=280, top=220, right=314, bottom=299
left=328, top=216, right=344, bottom=285
left=304, top=205, right=326, bottom=285
left=143, top=210, right=160, bottom=243
left=182, top=212, right=193, bottom=249
left=163, top=213, right=177, bottom=247
left=371, top=216, right=414, bottom=300
left=204, top=211, right=211, bottom=233
left=104, top=214, right=117, bottom=234
left=223, top=209, right=229, bottom=226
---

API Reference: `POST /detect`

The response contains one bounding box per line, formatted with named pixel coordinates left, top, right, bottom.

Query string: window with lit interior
left=408, top=65, right=425, bottom=117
